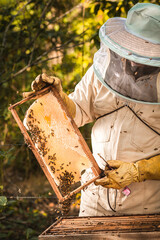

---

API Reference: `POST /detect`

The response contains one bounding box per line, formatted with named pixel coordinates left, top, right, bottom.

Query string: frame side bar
left=51, top=87, right=101, bottom=176
left=8, top=86, right=51, bottom=110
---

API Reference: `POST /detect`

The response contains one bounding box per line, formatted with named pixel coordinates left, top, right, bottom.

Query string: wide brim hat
left=99, top=3, right=160, bottom=67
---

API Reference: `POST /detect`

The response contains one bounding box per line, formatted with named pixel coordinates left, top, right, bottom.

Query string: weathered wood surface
left=39, top=215, right=160, bottom=239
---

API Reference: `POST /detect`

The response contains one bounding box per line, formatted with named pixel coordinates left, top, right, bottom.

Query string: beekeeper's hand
left=95, top=155, right=160, bottom=189
left=31, top=73, right=63, bottom=95
left=23, top=73, right=62, bottom=96
left=23, top=73, right=76, bottom=118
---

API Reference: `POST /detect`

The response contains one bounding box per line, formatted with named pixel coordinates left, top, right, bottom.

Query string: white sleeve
left=69, top=66, right=97, bottom=127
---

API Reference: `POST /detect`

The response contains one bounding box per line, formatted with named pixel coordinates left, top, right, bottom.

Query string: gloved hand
left=23, top=73, right=63, bottom=97
left=23, top=73, right=76, bottom=118
left=31, top=73, right=63, bottom=93
left=95, top=155, right=160, bottom=189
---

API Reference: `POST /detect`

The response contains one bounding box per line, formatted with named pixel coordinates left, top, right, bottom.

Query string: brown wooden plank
left=39, top=215, right=160, bottom=239
left=38, top=232, right=160, bottom=240
left=8, top=86, right=51, bottom=110
left=53, top=215, right=160, bottom=227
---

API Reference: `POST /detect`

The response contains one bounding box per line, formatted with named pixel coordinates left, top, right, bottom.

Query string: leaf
left=0, top=196, right=7, bottom=206
left=26, top=228, right=35, bottom=239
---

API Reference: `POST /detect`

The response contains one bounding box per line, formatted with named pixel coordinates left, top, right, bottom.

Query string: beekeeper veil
left=93, top=3, right=160, bottom=104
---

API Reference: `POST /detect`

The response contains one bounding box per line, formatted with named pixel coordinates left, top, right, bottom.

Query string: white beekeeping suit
left=69, top=3, right=160, bottom=216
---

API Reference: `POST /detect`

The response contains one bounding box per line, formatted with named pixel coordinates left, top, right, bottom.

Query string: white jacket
left=69, top=66, right=160, bottom=215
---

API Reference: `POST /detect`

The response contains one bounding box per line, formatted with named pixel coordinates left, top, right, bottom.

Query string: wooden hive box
left=39, top=214, right=160, bottom=240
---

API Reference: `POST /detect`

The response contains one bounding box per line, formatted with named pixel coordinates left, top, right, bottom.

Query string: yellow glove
left=23, top=73, right=76, bottom=118
left=31, top=73, right=62, bottom=93
left=95, top=155, right=160, bottom=189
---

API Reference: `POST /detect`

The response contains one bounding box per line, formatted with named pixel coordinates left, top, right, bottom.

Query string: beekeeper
left=29, top=3, right=160, bottom=216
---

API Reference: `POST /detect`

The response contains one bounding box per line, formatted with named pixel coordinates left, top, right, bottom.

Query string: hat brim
left=100, top=18, right=160, bottom=67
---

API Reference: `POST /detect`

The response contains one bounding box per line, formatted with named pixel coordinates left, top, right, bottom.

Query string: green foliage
left=0, top=196, right=7, bottom=206
left=0, top=197, right=56, bottom=240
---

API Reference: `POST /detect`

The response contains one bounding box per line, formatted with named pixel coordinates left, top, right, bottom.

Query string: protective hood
left=93, top=43, right=160, bottom=105
left=97, top=3, right=160, bottom=67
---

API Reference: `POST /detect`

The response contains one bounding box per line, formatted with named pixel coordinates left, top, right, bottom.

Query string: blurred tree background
left=0, top=0, right=159, bottom=239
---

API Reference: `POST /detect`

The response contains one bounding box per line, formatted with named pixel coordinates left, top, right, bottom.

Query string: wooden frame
left=8, top=86, right=101, bottom=202
left=38, top=214, right=160, bottom=239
